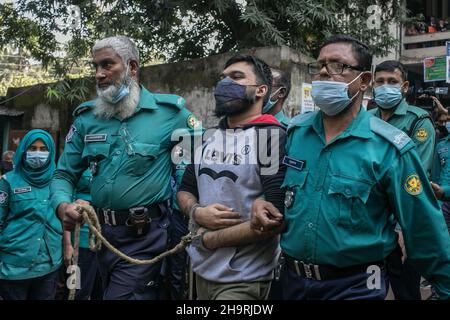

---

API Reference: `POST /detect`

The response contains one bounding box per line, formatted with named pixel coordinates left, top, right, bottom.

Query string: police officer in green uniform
left=50, top=36, right=200, bottom=300
left=160, top=144, right=190, bottom=300
left=431, top=121, right=450, bottom=231
left=0, top=129, right=62, bottom=300
left=251, top=35, right=450, bottom=300
left=369, top=60, right=435, bottom=174
left=262, top=67, right=291, bottom=299
left=263, top=68, right=291, bottom=128
left=369, top=60, right=436, bottom=300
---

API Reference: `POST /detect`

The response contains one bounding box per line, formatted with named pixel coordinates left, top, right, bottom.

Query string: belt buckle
left=103, top=209, right=116, bottom=226
left=128, top=206, right=150, bottom=235
left=301, top=261, right=314, bottom=279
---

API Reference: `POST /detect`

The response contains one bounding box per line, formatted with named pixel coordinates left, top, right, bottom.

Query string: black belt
left=284, top=253, right=384, bottom=281
left=95, top=204, right=163, bottom=226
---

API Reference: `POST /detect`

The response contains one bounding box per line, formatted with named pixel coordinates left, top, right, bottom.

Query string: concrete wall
left=141, top=45, right=313, bottom=128
left=3, top=45, right=314, bottom=151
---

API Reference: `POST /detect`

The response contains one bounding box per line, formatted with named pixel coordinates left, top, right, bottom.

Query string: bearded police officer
left=251, top=35, right=450, bottom=300
left=50, top=36, right=200, bottom=300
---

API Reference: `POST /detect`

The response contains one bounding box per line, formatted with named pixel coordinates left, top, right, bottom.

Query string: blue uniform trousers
left=74, top=248, right=101, bottom=300
left=0, top=270, right=59, bottom=300
left=162, top=209, right=189, bottom=300
left=280, top=263, right=389, bottom=300
left=97, top=211, right=169, bottom=300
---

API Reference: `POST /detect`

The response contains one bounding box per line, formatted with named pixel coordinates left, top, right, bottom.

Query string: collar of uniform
left=135, top=85, right=158, bottom=111
left=312, top=107, right=373, bottom=140
left=346, top=108, right=374, bottom=139
left=392, top=99, right=408, bottom=116
left=372, top=99, right=407, bottom=117
left=274, top=110, right=285, bottom=120
left=274, top=110, right=288, bottom=124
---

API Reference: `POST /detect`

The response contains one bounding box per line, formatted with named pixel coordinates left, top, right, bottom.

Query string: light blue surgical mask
left=311, top=73, right=362, bottom=116
left=105, top=63, right=131, bottom=104
left=263, top=87, right=283, bottom=113
left=373, top=84, right=404, bottom=110
left=25, top=151, right=49, bottom=169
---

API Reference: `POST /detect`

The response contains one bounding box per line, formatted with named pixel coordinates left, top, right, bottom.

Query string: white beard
left=94, top=77, right=140, bottom=120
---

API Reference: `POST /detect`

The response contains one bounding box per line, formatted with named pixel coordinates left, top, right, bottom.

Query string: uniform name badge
left=282, top=155, right=306, bottom=171
left=84, top=134, right=107, bottom=142
left=13, top=186, right=32, bottom=194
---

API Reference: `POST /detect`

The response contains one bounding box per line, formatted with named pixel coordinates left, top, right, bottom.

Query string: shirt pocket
left=82, top=142, right=111, bottom=160
left=129, top=142, right=160, bottom=176
left=82, top=142, right=111, bottom=175
left=328, top=175, right=373, bottom=230
left=10, top=191, right=38, bottom=218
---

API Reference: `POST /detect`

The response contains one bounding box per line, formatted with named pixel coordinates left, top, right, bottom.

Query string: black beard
left=214, top=92, right=256, bottom=118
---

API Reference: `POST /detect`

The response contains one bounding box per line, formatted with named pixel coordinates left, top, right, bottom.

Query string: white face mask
left=25, top=151, right=49, bottom=169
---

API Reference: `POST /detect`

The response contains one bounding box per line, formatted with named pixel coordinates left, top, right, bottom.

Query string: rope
left=67, top=204, right=199, bottom=300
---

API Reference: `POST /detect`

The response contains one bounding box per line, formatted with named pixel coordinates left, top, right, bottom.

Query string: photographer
left=427, top=95, right=450, bottom=140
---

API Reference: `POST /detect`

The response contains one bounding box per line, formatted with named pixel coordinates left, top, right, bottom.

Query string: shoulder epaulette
left=73, top=100, right=95, bottom=116
left=370, top=117, right=413, bottom=153
left=153, top=94, right=186, bottom=111
left=287, top=111, right=317, bottom=134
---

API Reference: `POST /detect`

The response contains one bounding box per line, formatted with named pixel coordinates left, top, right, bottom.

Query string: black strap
left=407, top=114, right=433, bottom=138
left=284, top=253, right=384, bottom=281
left=96, top=204, right=163, bottom=226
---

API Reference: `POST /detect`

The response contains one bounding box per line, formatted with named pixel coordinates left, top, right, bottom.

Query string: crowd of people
left=405, top=16, right=450, bottom=36
left=0, top=34, right=449, bottom=301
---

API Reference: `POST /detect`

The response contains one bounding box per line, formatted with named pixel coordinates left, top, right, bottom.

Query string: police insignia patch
left=404, top=174, right=422, bottom=195
left=187, top=114, right=200, bottom=129
left=65, top=125, right=77, bottom=143
left=415, top=128, right=428, bottom=142
left=284, top=189, right=295, bottom=209
left=0, top=191, right=7, bottom=205
left=393, top=132, right=408, bottom=145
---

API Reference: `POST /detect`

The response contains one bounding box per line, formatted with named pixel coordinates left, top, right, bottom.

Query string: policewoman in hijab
left=0, top=129, right=62, bottom=300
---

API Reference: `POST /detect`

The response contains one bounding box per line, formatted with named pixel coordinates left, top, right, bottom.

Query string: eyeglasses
left=308, top=62, right=363, bottom=75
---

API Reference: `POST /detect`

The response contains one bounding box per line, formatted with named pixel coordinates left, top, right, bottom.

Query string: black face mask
left=214, top=87, right=256, bottom=118
left=1, top=161, right=13, bottom=173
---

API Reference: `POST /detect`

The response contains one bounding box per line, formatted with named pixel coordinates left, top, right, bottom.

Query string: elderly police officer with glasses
left=250, top=34, right=450, bottom=300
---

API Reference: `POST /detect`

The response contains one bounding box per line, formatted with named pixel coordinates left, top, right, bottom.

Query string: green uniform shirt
left=282, top=108, right=450, bottom=298
left=0, top=172, right=62, bottom=280
left=274, top=110, right=290, bottom=128
left=50, top=86, right=200, bottom=211
left=369, top=100, right=435, bottom=174
left=433, top=135, right=450, bottom=200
